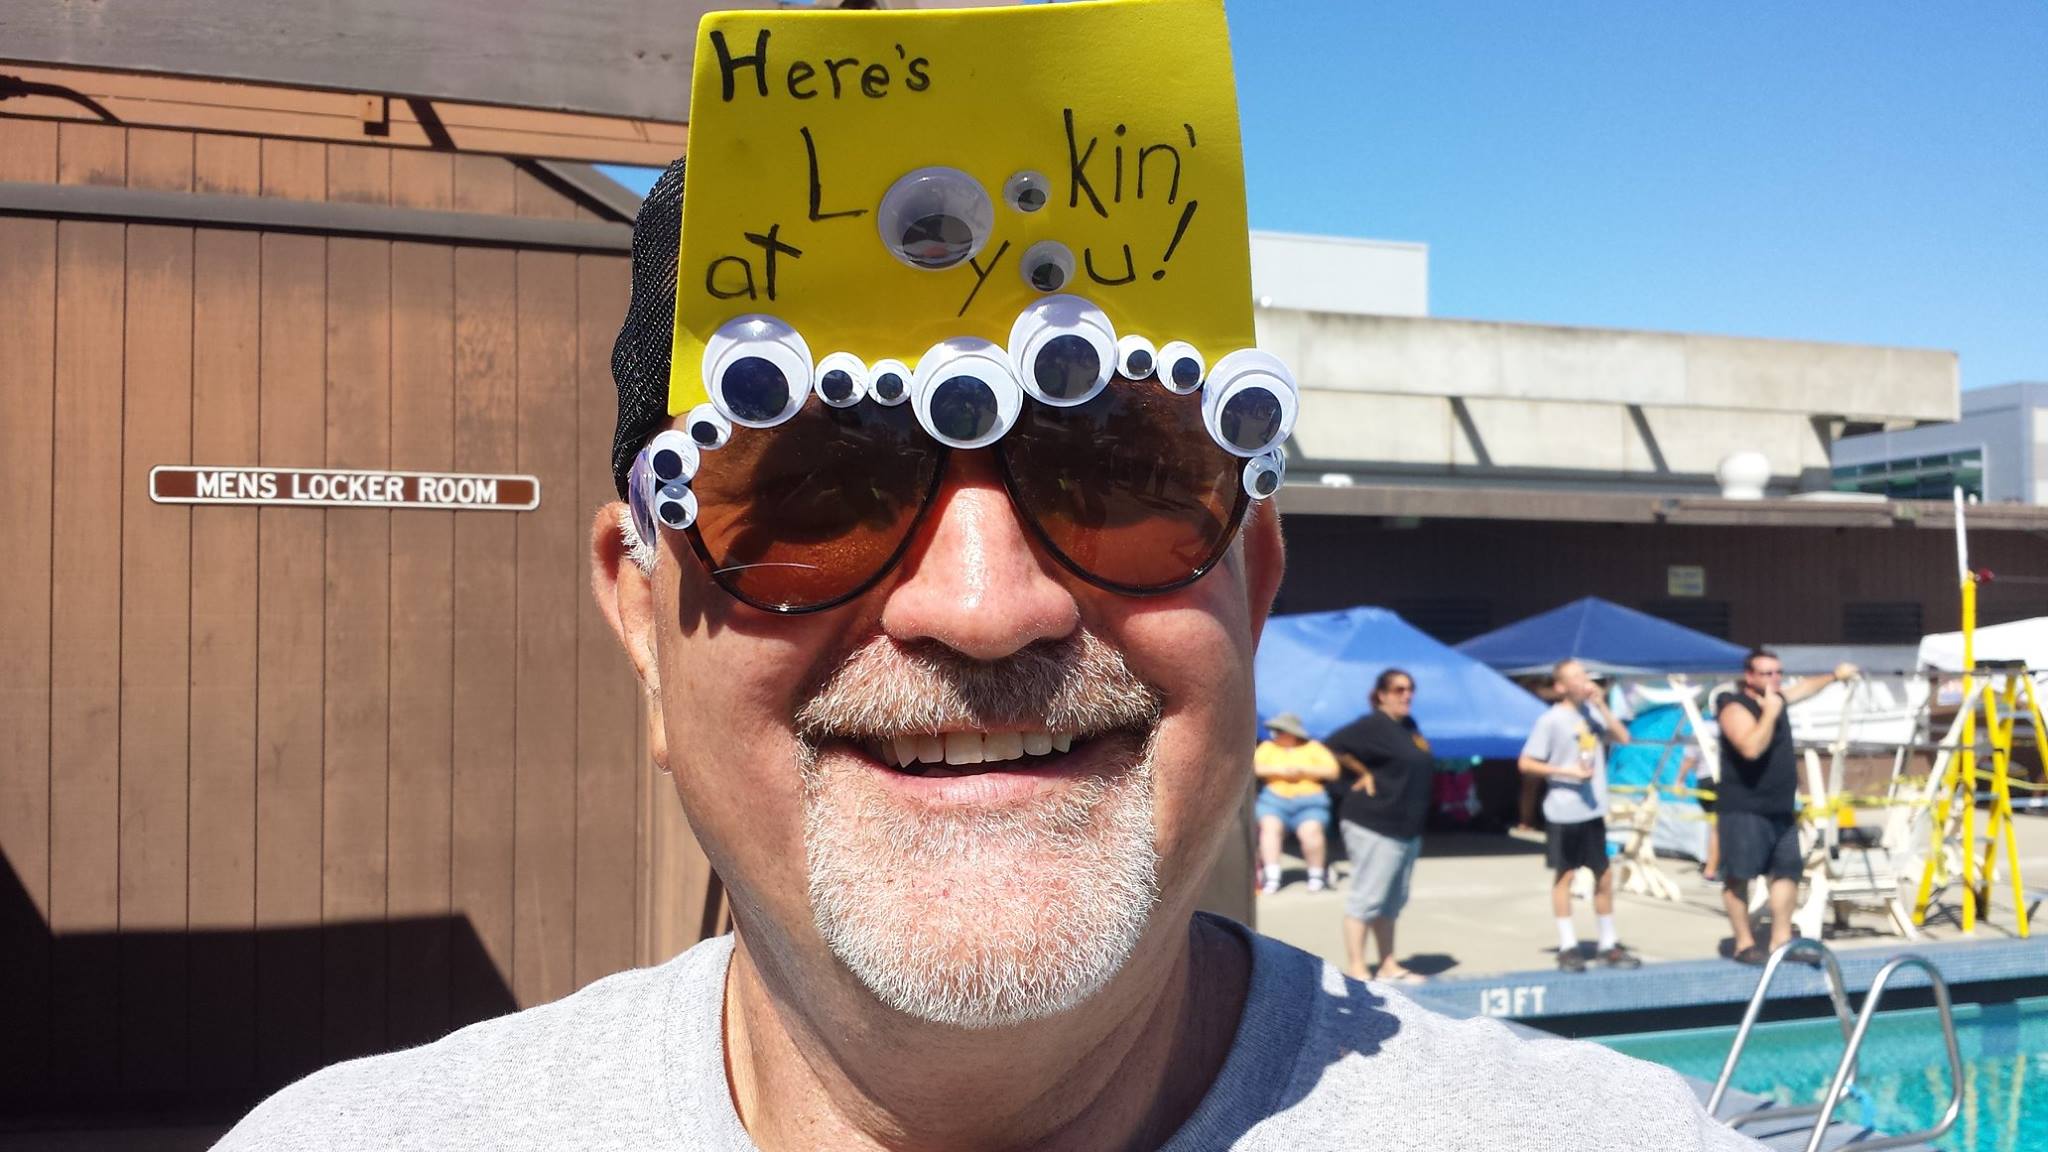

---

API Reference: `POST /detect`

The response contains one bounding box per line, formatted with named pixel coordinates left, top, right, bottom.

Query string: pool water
left=1598, top=997, right=2048, bottom=1152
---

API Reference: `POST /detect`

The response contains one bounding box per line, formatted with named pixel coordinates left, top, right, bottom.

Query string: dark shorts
left=1720, top=810, right=1803, bottom=883
left=1546, top=817, right=1609, bottom=875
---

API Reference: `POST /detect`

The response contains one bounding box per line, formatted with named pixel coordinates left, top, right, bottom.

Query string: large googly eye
left=702, top=315, right=812, bottom=429
left=911, top=338, right=1023, bottom=450
left=627, top=451, right=662, bottom=547
left=1116, top=334, right=1157, bottom=381
left=646, top=430, right=699, bottom=485
left=1003, top=170, right=1051, bottom=213
left=655, top=481, right=698, bottom=531
left=1242, top=451, right=1287, bottom=500
left=814, top=352, right=869, bottom=409
left=877, top=167, right=994, bottom=272
left=868, top=358, right=911, bottom=407
left=1007, top=294, right=1116, bottom=408
left=1018, top=240, right=1076, bottom=294
left=1155, top=341, right=1205, bottom=394
left=1201, top=349, right=1299, bottom=458
left=685, top=402, right=733, bottom=450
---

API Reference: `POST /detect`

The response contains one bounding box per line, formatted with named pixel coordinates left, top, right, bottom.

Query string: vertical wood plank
left=0, top=212, right=58, bottom=1106
left=450, top=155, right=515, bottom=216
left=56, top=123, right=126, bottom=187
left=259, top=139, right=326, bottom=202
left=389, top=151, right=454, bottom=214
left=321, top=211, right=393, bottom=1062
left=512, top=249, right=579, bottom=1007
left=125, top=128, right=194, bottom=193
left=187, top=212, right=263, bottom=1102
left=573, top=254, right=638, bottom=988
left=116, top=221, right=195, bottom=1099
left=449, top=157, right=520, bottom=1021
left=385, top=149, right=458, bottom=1048
left=0, top=117, right=59, bottom=182
left=513, top=166, right=578, bottom=222
left=254, top=141, right=328, bottom=1079
left=193, top=136, right=261, bottom=197
left=47, top=219, right=126, bottom=1098
left=386, top=240, right=457, bottom=1043
left=325, top=144, right=391, bottom=206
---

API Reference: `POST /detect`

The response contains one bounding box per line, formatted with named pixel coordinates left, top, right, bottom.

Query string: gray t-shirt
left=1523, top=700, right=1613, bottom=825
left=216, top=916, right=1754, bottom=1151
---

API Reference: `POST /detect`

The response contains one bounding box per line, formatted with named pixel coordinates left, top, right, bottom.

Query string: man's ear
left=590, top=502, right=660, bottom=688
left=591, top=502, right=671, bottom=771
left=1242, top=500, right=1285, bottom=648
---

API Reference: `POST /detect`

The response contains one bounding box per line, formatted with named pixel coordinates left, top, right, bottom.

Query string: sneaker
left=1259, top=876, right=1282, bottom=896
left=1305, top=871, right=1328, bottom=893
left=1598, top=945, right=1642, bottom=970
left=1732, top=944, right=1768, bottom=966
left=1557, top=949, right=1587, bottom=973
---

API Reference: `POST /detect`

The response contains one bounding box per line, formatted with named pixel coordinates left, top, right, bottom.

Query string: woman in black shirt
left=1326, top=668, right=1437, bottom=983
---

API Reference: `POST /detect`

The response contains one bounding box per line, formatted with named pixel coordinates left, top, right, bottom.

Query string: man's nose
left=879, top=453, right=1079, bottom=661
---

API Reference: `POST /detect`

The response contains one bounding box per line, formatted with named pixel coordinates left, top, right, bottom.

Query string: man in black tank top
left=1712, top=647, right=1857, bottom=965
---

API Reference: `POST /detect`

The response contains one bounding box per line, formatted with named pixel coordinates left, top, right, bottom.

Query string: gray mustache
left=795, top=630, right=1162, bottom=742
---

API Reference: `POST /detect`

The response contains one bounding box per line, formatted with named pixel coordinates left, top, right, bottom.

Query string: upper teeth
left=886, top=730, right=1075, bottom=766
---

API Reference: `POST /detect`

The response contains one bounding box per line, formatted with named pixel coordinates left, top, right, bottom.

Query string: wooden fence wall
left=0, top=118, right=718, bottom=1120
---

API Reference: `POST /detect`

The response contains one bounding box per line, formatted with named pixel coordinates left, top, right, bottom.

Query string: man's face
left=1745, top=657, right=1783, bottom=696
left=612, top=449, right=1281, bottom=1028
left=1556, top=661, right=1593, bottom=703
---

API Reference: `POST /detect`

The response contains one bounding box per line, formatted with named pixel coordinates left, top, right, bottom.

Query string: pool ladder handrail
left=1707, top=939, right=1965, bottom=1152
left=1707, top=938, right=1860, bottom=1128
left=1799, top=954, right=1964, bottom=1152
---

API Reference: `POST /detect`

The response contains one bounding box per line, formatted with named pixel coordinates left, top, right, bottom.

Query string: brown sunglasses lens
left=997, top=379, right=1248, bottom=593
left=686, top=401, right=944, bottom=612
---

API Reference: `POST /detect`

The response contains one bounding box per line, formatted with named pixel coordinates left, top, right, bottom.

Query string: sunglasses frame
left=674, top=391, right=1255, bottom=614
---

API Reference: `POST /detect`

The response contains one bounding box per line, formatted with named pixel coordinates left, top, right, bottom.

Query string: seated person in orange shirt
left=1254, top=713, right=1340, bottom=893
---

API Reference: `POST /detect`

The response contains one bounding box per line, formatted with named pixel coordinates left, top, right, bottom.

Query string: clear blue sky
left=605, top=1, right=2046, bottom=390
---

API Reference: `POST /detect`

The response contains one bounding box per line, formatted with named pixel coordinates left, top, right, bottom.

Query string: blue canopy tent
left=1255, top=607, right=1545, bottom=760
left=1455, top=596, right=1750, bottom=677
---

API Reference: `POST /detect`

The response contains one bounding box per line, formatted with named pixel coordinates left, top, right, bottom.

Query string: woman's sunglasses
left=674, top=376, right=1250, bottom=613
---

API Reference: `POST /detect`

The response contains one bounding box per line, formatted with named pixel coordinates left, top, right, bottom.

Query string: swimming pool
left=1598, top=996, right=2048, bottom=1151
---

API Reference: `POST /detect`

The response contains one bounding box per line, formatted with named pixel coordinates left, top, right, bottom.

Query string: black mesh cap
left=610, top=156, right=686, bottom=498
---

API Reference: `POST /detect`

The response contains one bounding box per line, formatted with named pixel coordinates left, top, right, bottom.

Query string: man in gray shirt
left=1519, top=659, right=1643, bottom=973
left=219, top=4, right=1748, bottom=1149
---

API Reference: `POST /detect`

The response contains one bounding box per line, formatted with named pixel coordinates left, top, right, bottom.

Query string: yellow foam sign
left=670, top=0, right=1253, bottom=415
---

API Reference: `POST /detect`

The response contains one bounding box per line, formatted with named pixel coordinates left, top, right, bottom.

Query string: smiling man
left=215, top=3, right=1755, bottom=1149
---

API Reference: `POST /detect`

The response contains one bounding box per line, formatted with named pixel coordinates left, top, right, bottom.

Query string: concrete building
left=1831, top=380, right=2048, bottom=504
left=1253, top=247, right=2048, bottom=646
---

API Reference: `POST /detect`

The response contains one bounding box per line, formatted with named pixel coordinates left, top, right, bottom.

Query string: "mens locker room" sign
left=150, top=466, right=540, bottom=511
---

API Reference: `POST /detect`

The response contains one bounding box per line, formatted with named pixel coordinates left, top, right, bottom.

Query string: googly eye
left=646, top=429, right=700, bottom=485
left=655, top=481, right=698, bottom=531
left=1018, top=240, right=1076, bottom=294
left=702, top=315, right=812, bottom=429
left=1201, top=349, right=1299, bottom=458
left=685, top=402, right=733, bottom=450
left=814, top=352, right=869, bottom=409
left=1242, top=451, right=1286, bottom=500
left=627, top=451, right=662, bottom=546
left=1007, top=294, right=1116, bottom=408
left=912, top=338, right=1024, bottom=450
left=868, top=358, right=912, bottom=407
left=1155, top=341, right=1206, bottom=394
left=1003, top=170, right=1051, bottom=213
left=1116, top=334, right=1157, bottom=381
left=877, top=167, right=994, bottom=271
